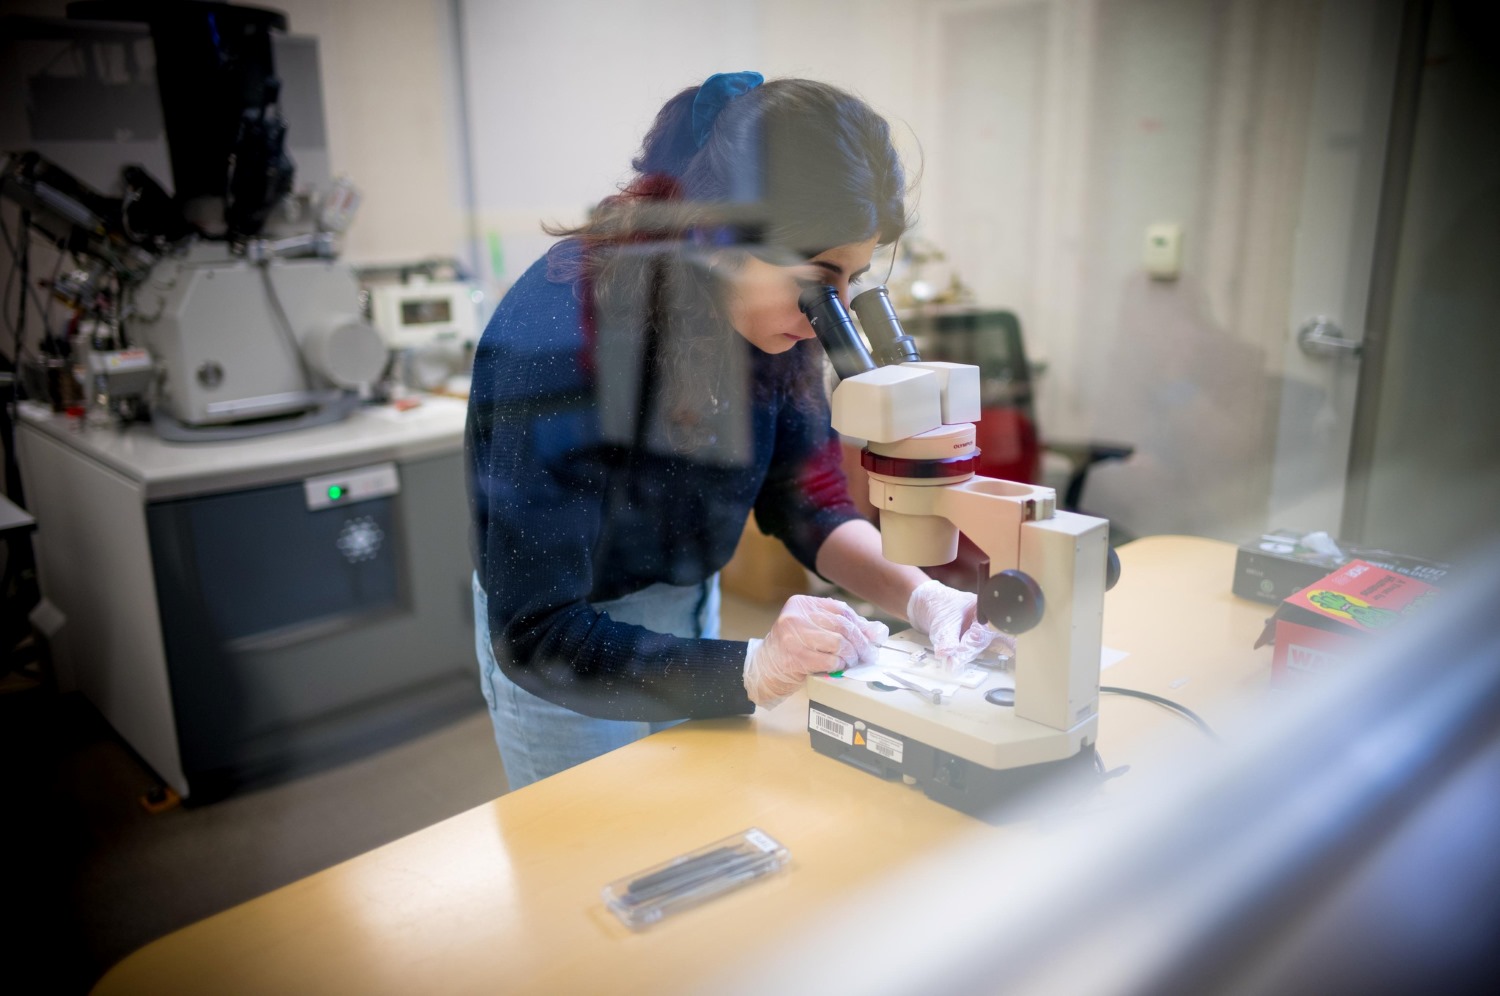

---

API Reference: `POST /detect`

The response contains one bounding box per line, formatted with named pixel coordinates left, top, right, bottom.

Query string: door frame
left=1340, top=0, right=1434, bottom=542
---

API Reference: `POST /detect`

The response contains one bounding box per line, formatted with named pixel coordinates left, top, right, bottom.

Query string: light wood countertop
left=95, top=535, right=1273, bottom=995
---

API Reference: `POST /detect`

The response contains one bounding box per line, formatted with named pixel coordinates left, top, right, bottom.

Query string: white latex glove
left=743, top=595, right=889, bottom=709
left=906, top=579, right=1012, bottom=674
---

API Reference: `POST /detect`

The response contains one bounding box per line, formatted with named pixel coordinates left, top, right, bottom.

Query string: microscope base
left=807, top=709, right=1099, bottom=818
left=806, top=660, right=1101, bottom=818
left=807, top=695, right=1100, bottom=818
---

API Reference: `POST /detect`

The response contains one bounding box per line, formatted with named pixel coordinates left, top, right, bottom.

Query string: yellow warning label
left=853, top=731, right=865, bottom=746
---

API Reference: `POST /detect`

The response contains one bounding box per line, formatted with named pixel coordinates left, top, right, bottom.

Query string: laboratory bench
left=92, top=534, right=1276, bottom=994
left=15, top=396, right=479, bottom=802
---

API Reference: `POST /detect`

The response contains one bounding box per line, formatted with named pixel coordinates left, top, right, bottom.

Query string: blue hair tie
left=691, top=71, right=764, bottom=149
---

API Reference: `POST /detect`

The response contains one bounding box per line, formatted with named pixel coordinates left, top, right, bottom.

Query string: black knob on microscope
left=977, top=569, right=1046, bottom=635
left=1106, top=546, right=1121, bottom=592
left=851, top=286, right=920, bottom=365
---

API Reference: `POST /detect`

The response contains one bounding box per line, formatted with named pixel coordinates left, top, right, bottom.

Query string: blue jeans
left=473, top=573, right=721, bottom=790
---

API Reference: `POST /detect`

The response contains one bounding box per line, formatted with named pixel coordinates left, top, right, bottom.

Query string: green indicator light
left=328, top=485, right=345, bottom=500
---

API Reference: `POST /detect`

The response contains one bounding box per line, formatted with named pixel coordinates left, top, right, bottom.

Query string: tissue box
left=1234, top=530, right=1347, bottom=603
left=1234, top=529, right=1451, bottom=604
left=1258, top=559, right=1441, bottom=681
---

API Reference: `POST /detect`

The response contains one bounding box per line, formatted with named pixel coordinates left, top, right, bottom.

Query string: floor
left=1, top=592, right=782, bottom=994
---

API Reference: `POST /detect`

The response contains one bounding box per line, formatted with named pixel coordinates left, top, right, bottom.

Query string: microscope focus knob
left=1106, top=546, right=1122, bottom=592
left=977, top=569, right=1045, bottom=635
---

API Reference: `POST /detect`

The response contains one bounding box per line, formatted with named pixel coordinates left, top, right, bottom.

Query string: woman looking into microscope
left=465, top=72, right=1000, bottom=789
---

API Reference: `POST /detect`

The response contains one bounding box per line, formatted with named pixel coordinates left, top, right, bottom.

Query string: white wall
left=459, top=0, right=928, bottom=295
left=909, top=0, right=1327, bottom=542
left=274, top=0, right=468, bottom=267
left=459, top=0, right=756, bottom=290
left=1067, top=0, right=1293, bottom=540
left=455, top=0, right=1340, bottom=542
left=0, top=0, right=468, bottom=268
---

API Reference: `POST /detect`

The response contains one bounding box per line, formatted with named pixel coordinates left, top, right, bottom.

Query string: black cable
left=2, top=206, right=31, bottom=504
left=2, top=224, right=19, bottom=371
left=1, top=205, right=69, bottom=369
left=114, top=267, right=127, bottom=348
left=39, top=239, right=66, bottom=350
left=1101, top=685, right=1221, bottom=742
left=1093, top=748, right=1131, bottom=782
left=19, top=237, right=60, bottom=358
left=0, top=179, right=19, bottom=252
left=1, top=266, right=15, bottom=369
left=15, top=208, right=29, bottom=379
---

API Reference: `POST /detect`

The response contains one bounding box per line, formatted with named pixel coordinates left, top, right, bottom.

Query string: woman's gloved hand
left=907, top=578, right=1012, bottom=674
left=743, top=595, right=889, bottom=709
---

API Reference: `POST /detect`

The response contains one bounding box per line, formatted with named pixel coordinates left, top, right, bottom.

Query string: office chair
left=903, top=308, right=1133, bottom=513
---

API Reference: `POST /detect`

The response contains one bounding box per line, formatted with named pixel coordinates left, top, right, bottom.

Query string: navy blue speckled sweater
left=465, top=245, right=858, bottom=721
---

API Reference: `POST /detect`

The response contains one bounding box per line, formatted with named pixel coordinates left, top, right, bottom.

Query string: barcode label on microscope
left=865, top=729, right=904, bottom=763
left=808, top=709, right=853, bottom=744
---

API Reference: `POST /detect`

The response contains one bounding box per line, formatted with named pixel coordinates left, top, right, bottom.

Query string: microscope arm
left=803, top=285, right=1109, bottom=770
left=866, top=468, right=1105, bottom=731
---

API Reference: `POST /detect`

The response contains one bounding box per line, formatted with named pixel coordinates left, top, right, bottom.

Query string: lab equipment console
left=16, top=398, right=478, bottom=801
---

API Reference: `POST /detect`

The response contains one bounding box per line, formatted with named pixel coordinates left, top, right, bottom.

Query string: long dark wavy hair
left=546, top=78, right=912, bottom=447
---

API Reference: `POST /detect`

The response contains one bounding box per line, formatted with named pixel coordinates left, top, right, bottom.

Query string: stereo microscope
left=799, top=284, right=1118, bottom=815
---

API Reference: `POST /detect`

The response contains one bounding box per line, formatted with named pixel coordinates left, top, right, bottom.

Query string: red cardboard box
left=1258, top=559, right=1441, bottom=680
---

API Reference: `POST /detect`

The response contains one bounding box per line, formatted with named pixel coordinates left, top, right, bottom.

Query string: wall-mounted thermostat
left=1144, top=223, right=1183, bottom=280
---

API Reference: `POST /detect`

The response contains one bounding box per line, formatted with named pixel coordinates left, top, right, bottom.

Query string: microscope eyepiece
left=851, top=286, right=920, bottom=365
left=798, top=283, right=876, bottom=381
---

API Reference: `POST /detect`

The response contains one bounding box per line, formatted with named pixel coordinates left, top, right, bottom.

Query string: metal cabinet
left=17, top=398, right=479, bottom=801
